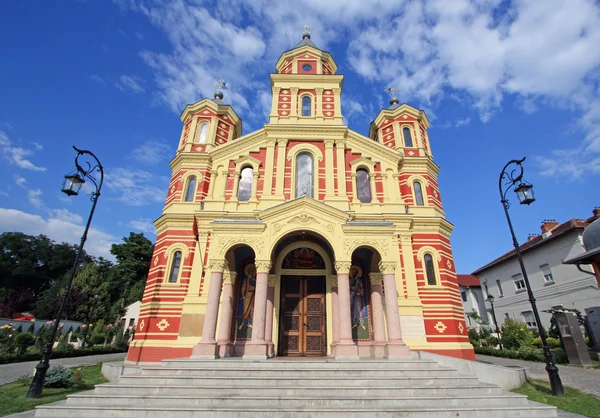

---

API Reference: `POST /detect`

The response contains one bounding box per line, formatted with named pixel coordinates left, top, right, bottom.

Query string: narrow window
left=540, top=264, right=554, bottom=283
left=496, top=279, right=504, bottom=297
left=403, top=127, right=413, bottom=147
left=238, top=166, right=253, bottom=202
left=356, top=169, right=371, bottom=203
left=461, top=291, right=467, bottom=302
left=295, top=152, right=314, bottom=198
left=424, top=254, right=437, bottom=285
left=197, top=123, right=208, bottom=144
left=513, top=273, right=526, bottom=290
left=168, top=251, right=182, bottom=283
left=521, top=311, right=536, bottom=328
left=414, top=181, right=424, bottom=206
left=184, top=176, right=196, bottom=202
left=302, top=96, right=311, bottom=116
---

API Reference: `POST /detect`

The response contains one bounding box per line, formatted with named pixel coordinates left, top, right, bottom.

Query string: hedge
left=475, top=346, right=567, bottom=364
left=0, top=345, right=127, bottom=365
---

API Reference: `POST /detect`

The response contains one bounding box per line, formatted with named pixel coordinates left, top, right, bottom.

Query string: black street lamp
left=499, top=157, right=564, bottom=396
left=486, top=294, right=503, bottom=350
left=27, top=146, right=104, bottom=398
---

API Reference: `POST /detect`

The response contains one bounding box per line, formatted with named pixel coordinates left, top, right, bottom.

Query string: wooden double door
left=278, top=275, right=326, bottom=356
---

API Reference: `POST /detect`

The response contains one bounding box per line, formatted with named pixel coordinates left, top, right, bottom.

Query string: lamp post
left=486, top=294, right=503, bottom=350
left=499, top=157, right=564, bottom=396
left=27, top=146, right=103, bottom=398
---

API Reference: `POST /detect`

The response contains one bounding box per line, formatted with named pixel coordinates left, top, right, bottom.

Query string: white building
left=120, top=301, right=141, bottom=334
left=473, top=208, right=600, bottom=331
left=457, top=274, right=488, bottom=329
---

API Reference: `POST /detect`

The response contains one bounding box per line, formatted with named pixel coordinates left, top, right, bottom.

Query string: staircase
left=35, top=357, right=558, bottom=417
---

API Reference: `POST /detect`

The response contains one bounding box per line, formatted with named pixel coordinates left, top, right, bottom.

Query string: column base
left=330, top=342, right=336, bottom=357
left=217, top=342, right=234, bottom=358
left=373, top=341, right=387, bottom=358
left=386, top=341, right=410, bottom=358
left=242, top=341, right=269, bottom=359
left=267, top=342, right=275, bottom=358
left=191, top=341, right=219, bottom=359
left=333, top=340, right=359, bottom=360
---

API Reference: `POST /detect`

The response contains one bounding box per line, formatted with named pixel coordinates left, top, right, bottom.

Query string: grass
left=512, top=379, right=600, bottom=418
left=0, top=364, right=107, bottom=416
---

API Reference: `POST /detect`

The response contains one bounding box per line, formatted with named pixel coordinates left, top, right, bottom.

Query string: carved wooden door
left=279, top=276, right=326, bottom=356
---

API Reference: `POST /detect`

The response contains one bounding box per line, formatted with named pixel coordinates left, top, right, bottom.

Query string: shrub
left=546, top=337, right=561, bottom=348
left=44, top=365, right=75, bottom=388
left=0, top=344, right=127, bottom=364
left=532, top=337, right=542, bottom=348
left=474, top=346, right=568, bottom=364
left=14, top=332, right=35, bottom=354
left=26, top=323, right=35, bottom=334
left=500, top=318, right=533, bottom=350
left=90, top=334, right=105, bottom=345
left=15, top=324, right=23, bottom=333
left=0, top=325, right=15, bottom=353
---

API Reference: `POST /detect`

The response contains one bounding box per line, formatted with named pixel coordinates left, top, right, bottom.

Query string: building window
left=403, top=127, right=413, bottom=147
left=424, top=254, right=437, bottom=285
left=184, top=176, right=197, bottom=202
left=496, top=279, right=504, bottom=297
left=356, top=169, right=371, bottom=203
left=521, top=310, right=536, bottom=328
left=128, top=318, right=135, bottom=328
left=513, top=274, right=526, bottom=291
left=414, top=181, right=425, bottom=206
left=237, top=166, right=253, bottom=202
left=295, top=152, right=314, bottom=198
left=197, top=123, right=208, bottom=144
left=540, top=264, right=554, bottom=283
left=461, top=291, right=467, bottom=302
left=168, top=251, right=182, bottom=283
left=483, top=282, right=489, bottom=299
left=301, top=96, right=311, bottom=116
left=504, top=313, right=510, bottom=319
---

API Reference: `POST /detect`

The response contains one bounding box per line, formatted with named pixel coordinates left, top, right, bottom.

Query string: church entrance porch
left=279, top=275, right=326, bottom=357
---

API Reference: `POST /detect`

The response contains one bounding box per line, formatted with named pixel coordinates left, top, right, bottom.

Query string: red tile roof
left=457, top=274, right=480, bottom=287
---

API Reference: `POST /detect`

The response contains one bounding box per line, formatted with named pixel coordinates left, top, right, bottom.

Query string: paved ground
left=0, top=353, right=126, bottom=385
left=476, top=354, right=600, bottom=397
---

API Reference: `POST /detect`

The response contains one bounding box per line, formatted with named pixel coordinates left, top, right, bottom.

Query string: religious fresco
left=282, top=248, right=325, bottom=269
left=350, top=262, right=371, bottom=341
left=234, top=262, right=256, bottom=340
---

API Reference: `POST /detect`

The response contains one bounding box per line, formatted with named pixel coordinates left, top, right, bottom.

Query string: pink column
left=334, top=262, right=358, bottom=359
left=369, top=273, right=387, bottom=358
left=265, top=275, right=276, bottom=357
left=244, top=260, right=271, bottom=359
left=217, top=271, right=236, bottom=358
left=330, top=277, right=339, bottom=355
left=379, top=261, right=410, bottom=358
left=192, top=260, right=225, bottom=358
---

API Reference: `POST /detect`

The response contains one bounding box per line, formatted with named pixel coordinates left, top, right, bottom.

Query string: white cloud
left=14, top=175, right=26, bottom=187
left=105, top=167, right=167, bottom=206
left=455, top=117, right=471, bottom=128
left=0, top=131, right=46, bottom=172
left=28, top=189, right=43, bottom=208
left=131, top=141, right=172, bottom=165
left=48, top=208, right=84, bottom=225
left=32, top=142, right=43, bottom=151
left=129, top=217, right=155, bottom=234
left=90, top=74, right=107, bottom=85
left=0, top=191, right=8, bottom=197
left=115, top=75, right=145, bottom=94
left=0, top=207, right=117, bottom=259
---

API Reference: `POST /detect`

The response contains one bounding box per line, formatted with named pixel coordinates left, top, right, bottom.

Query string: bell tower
left=269, top=27, right=343, bottom=125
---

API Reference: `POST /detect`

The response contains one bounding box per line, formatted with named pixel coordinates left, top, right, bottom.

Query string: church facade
left=127, top=33, right=474, bottom=363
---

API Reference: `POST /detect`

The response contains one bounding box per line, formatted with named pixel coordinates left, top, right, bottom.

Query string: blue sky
left=0, top=0, right=599, bottom=273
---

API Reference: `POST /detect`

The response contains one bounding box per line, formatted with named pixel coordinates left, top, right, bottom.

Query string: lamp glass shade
left=62, top=173, right=85, bottom=196
left=487, top=295, right=494, bottom=303
left=515, top=183, right=535, bottom=205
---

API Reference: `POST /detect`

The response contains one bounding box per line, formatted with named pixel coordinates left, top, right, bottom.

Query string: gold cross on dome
left=384, top=87, right=400, bottom=100
left=213, top=79, right=229, bottom=91
left=302, top=24, right=311, bottom=35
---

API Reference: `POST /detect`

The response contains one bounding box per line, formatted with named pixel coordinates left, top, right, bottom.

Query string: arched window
left=302, top=96, right=311, bottom=117
left=197, top=123, right=208, bottom=144
left=184, top=176, right=196, bottom=202
left=403, top=127, right=413, bottom=147
left=295, top=152, right=314, bottom=198
left=168, top=251, right=182, bottom=283
left=414, top=181, right=424, bottom=206
left=424, top=254, right=437, bottom=285
left=356, top=169, right=371, bottom=203
left=237, top=166, right=253, bottom=201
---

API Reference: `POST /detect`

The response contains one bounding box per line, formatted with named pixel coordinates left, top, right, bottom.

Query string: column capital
left=398, top=233, right=412, bottom=242
left=335, top=261, right=352, bottom=273
left=255, top=260, right=272, bottom=273
left=290, top=87, right=299, bottom=94
left=220, top=170, right=229, bottom=177
left=315, top=88, right=324, bottom=94
left=277, top=139, right=288, bottom=147
left=267, top=274, right=278, bottom=287
left=332, top=88, right=341, bottom=95
left=324, top=139, right=335, bottom=148
left=208, top=260, right=226, bottom=272
left=369, top=272, right=384, bottom=285
left=378, top=261, right=397, bottom=274
left=334, top=139, right=346, bottom=148
left=273, top=86, right=281, bottom=94
left=223, top=271, right=237, bottom=285
left=266, top=139, right=276, bottom=147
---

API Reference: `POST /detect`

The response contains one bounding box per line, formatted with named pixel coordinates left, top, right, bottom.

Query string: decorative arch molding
left=407, top=174, right=430, bottom=187
left=416, top=246, right=442, bottom=263
left=233, top=155, right=262, bottom=171
left=181, top=170, right=204, bottom=184
left=349, top=156, right=376, bottom=171
left=274, top=240, right=332, bottom=274
left=407, top=174, right=429, bottom=206
left=286, top=143, right=324, bottom=162
left=400, top=123, right=417, bottom=147
left=269, top=225, right=338, bottom=263
left=216, top=236, right=263, bottom=259
left=164, top=242, right=191, bottom=260
left=343, top=239, right=390, bottom=260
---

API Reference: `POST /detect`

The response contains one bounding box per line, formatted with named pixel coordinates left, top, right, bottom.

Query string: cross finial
left=302, top=24, right=311, bottom=39
left=384, top=86, right=400, bottom=105
left=212, top=80, right=228, bottom=100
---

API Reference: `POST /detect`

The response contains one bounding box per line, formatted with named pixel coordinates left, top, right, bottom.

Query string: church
left=127, top=30, right=473, bottom=363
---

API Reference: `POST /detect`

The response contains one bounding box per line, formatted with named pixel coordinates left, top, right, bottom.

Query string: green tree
left=501, top=318, right=533, bottom=350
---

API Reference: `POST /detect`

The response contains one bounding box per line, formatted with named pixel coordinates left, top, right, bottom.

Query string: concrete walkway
left=0, top=353, right=126, bottom=385
left=476, top=354, right=600, bottom=397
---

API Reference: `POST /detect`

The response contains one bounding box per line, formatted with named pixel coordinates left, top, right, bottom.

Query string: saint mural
left=235, top=263, right=256, bottom=339
left=349, top=264, right=371, bottom=340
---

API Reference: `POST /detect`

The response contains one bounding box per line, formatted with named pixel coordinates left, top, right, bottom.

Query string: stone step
left=119, top=374, right=481, bottom=387
left=139, top=366, right=457, bottom=377
left=65, top=393, right=530, bottom=408
left=94, top=383, right=504, bottom=397
left=161, top=358, right=440, bottom=370
left=34, top=403, right=558, bottom=417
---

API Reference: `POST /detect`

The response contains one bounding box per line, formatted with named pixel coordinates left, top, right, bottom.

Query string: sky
left=0, top=0, right=599, bottom=273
